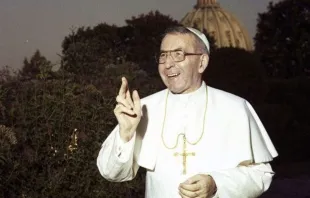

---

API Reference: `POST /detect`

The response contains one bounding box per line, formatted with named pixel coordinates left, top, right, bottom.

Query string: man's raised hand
left=114, top=77, right=141, bottom=142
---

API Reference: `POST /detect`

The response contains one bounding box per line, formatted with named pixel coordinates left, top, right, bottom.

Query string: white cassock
left=97, top=82, right=278, bottom=198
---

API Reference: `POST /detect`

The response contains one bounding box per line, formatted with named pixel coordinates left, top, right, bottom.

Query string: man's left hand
left=179, top=174, right=217, bottom=198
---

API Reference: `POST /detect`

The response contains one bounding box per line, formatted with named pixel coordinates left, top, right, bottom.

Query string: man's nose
left=164, top=53, right=174, bottom=68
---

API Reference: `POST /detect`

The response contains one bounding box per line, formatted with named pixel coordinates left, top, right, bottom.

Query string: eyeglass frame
left=155, top=49, right=204, bottom=64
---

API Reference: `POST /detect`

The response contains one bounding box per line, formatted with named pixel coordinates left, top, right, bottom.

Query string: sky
left=0, top=0, right=280, bottom=69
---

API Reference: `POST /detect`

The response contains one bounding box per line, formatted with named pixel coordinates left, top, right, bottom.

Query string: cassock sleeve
left=97, top=125, right=139, bottom=182
left=209, top=163, right=274, bottom=198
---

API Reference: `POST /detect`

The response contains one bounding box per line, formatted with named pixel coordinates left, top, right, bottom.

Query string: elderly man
left=97, top=26, right=278, bottom=198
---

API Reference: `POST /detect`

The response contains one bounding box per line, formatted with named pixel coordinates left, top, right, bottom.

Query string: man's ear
left=198, top=54, right=209, bottom=74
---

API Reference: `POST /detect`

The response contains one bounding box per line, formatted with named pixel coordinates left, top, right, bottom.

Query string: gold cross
left=174, top=134, right=195, bottom=175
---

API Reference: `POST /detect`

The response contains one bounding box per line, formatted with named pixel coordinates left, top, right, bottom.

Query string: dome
left=180, top=0, right=253, bottom=51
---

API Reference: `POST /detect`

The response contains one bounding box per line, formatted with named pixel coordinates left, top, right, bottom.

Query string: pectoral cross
left=174, top=134, right=195, bottom=175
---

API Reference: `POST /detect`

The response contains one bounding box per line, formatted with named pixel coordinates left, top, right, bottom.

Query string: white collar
left=168, top=81, right=207, bottom=102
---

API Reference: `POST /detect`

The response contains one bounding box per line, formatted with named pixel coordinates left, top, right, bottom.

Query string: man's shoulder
left=208, top=86, right=256, bottom=123
left=208, top=86, right=251, bottom=114
left=208, top=86, right=246, bottom=103
left=140, top=89, right=167, bottom=105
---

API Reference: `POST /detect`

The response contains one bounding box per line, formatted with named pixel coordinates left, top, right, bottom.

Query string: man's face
left=158, top=33, right=207, bottom=94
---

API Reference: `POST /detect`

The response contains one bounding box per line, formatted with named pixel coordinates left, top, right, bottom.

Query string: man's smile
left=167, top=73, right=180, bottom=78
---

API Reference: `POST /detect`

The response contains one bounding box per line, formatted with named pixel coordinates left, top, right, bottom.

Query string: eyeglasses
left=156, top=50, right=203, bottom=64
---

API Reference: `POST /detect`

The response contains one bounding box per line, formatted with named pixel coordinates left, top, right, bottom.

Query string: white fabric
left=210, top=163, right=274, bottom=198
left=97, top=82, right=278, bottom=197
left=186, top=27, right=210, bottom=53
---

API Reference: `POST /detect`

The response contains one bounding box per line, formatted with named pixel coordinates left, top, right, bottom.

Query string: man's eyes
left=159, top=53, right=167, bottom=57
left=174, top=51, right=183, bottom=56
left=159, top=51, right=184, bottom=57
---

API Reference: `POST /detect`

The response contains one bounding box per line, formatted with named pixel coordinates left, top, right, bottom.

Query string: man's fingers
left=118, top=77, right=128, bottom=97
left=132, top=90, right=141, bottom=114
left=179, top=187, right=199, bottom=198
left=184, top=174, right=202, bottom=184
left=179, top=183, right=200, bottom=192
left=179, top=174, right=204, bottom=198
left=180, top=174, right=216, bottom=198
left=116, top=95, right=133, bottom=109
left=118, top=77, right=134, bottom=108
left=126, top=88, right=134, bottom=108
left=114, top=104, right=135, bottom=116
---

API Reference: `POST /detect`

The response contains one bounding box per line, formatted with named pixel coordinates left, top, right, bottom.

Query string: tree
left=0, top=60, right=163, bottom=197
left=61, top=11, right=179, bottom=76
left=204, top=47, right=267, bottom=104
left=120, top=11, right=180, bottom=75
left=61, top=24, right=124, bottom=75
left=20, top=50, right=54, bottom=80
left=0, top=66, right=16, bottom=84
left=255, top=0, right=310, bottom=78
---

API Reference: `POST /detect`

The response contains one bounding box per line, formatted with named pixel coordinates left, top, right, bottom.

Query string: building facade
left=181, top=0, right=253, bottom=51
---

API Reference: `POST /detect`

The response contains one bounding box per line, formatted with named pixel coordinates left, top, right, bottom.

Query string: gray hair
left=162, top=26, right=210, bottom=54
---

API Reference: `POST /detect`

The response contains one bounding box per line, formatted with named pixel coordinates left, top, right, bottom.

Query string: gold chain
left=161, top=86, right=208, bottom=149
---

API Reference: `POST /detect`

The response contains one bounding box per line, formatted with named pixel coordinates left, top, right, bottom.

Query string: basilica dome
left=180, top=0, right=253, bottom=51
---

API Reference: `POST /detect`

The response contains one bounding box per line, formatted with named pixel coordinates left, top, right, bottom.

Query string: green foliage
left=20, top=50, right=54, bottom=80
left=61, top=11, right=179, bottom=76
left=61, top=24, right=124, bottom=75
left=124, top=11, right=179, bottom=74
left=257, top=77, right=310, bottom=163
left=0, top=61, right=162, bottom=197
left=0, top=125, right=17, bottom=166
left=204, top=47, right=267, bottom=104
left=0, top=125, right=17, bottom=198
left=0, top=66, right=17, bottom=84
left=255, top=0, right=310, bottom=78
